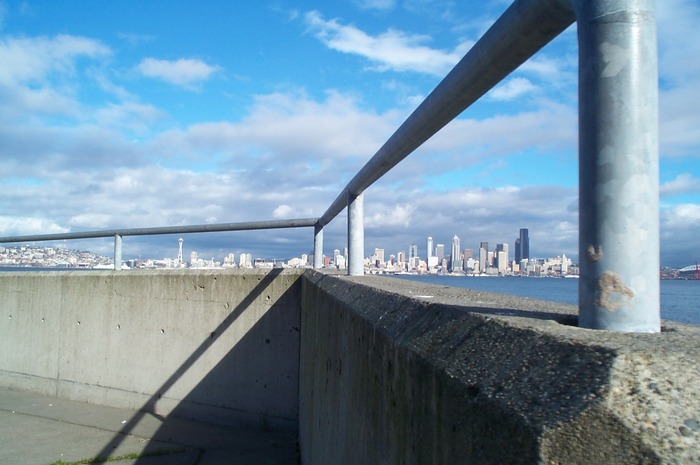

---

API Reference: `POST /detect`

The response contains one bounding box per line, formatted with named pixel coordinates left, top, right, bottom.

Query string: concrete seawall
left=1, top=269, right=699, bottom=463
left=299, top=273, right=700, bottom=465
left=0, top=269, right=302, bottom=430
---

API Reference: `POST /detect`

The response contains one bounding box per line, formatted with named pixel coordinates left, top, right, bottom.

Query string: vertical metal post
left=574, top=0, right=660, bottom=332
left=114, top=234, right=122, bottom=271
left=348, top=192, right=364, bottom=276
left=313, top=223, right=324, bottom=269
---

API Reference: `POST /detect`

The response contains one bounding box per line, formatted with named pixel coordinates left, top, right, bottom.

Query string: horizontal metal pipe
left=0, top=218, right=319, bottom=244
left=318, top=0, right=575, bottom=227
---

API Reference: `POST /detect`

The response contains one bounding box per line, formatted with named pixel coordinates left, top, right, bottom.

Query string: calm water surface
left=390, top=274, right=699, bottom=325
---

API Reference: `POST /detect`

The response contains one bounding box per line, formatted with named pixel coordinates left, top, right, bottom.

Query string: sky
left=0, top=0, right=699, bottom=267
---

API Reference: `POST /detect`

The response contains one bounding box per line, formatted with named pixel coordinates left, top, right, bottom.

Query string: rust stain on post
left=596, top=271, right=634, bottom=312
left=587, top=245, right=604, bottom=262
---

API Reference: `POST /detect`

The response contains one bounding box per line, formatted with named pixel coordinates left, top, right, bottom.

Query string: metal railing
left=0, top=0, right=660, bottom=333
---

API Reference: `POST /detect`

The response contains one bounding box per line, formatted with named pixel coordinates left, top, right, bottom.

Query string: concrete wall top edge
left=0, top=268, right=306, bottom=278
left=302, top=270, right=699, bottom=350
left=300, top=270, right=700, bottom=463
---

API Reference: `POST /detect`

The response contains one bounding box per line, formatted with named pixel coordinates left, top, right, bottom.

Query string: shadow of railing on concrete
left=86, top=268, right=298, bottom=463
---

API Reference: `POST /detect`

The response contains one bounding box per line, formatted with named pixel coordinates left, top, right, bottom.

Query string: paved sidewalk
left=0, top=389, right=298, bottom=465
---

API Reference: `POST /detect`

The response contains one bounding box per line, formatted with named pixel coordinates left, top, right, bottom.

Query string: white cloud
left=0, top=216, right=68, bottom=236
left=136, top=58, right=220, bottom=88
left=663, top=204, right=700, bottom=227
left=304, top=11, right=465, bottom=75
left=152, top=90, right=399, bottom=173
left=660, top=174, right=700, bottom=197
left=365, top=203, right=416, bottom=229
left=488, top=77, right=538, bottom=101
left=0, top=34, right=110, bottom=118
left=93, top=101, right=165, bottom=134
left=0, top=34, right=110, bottom=86
left=272, top=204, right=294, bottom=218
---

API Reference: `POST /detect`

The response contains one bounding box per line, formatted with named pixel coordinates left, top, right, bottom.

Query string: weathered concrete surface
left=0, top=269, right=302, bottom=431
left=299, top=272, right=700, bottom=465
left=0, top=388, right=298, bottom=465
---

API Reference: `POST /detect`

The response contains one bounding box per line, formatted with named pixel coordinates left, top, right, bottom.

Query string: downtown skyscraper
left=515, top=228, right=530, bottom=264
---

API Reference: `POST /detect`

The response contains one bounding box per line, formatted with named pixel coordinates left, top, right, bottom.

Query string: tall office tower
left=409, top=243, right=418, bottom=260
left=375, top=248, right=385, bottom=265
left=463, top=248, right=473, bottom=260
left=496, top=243, right=508, bottom=272
left=177, top=238, right=184, bottom=264
left=397, top=251, right=406, bottom=266
left=494, top=244, right=508, bottom=271
left=450, top=235, right=461, bottom=271
left=436, top=244, right=445, bottom=262
left=479, top=242, right=488, bottom=272
left=515, top=228, right=530, bottom=263
left=427, top=237, right=434, bottom=258
left=519, top=228, right=530, bottom=261
left=515, top=238, right=521, bottom=264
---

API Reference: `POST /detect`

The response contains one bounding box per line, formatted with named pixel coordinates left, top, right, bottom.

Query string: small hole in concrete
left=77, top=321, right=81, bottom=326
left=41, top=318, right=45, bottom=323
left=116, top=324, right=121, bottom=330
left=160, top=329, right=165, bottom=334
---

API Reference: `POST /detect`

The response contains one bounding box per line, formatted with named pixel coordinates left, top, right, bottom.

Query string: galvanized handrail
left=0, top=0, right=660, bottom=332
left=0, top=219, right=318, bottom=271
left=0, top=219, right=319, bottom=243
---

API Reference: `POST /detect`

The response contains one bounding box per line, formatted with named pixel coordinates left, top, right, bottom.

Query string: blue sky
left=0, top=0, right=698, bottom=267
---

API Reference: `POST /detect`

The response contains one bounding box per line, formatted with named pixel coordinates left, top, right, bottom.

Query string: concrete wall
left=0, top=269, right=302, bottom=430
left=2, top=269, right=699, bottom=463
left=299, top=272, right=700, bottom=465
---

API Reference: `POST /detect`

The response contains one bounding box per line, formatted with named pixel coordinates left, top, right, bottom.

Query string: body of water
left=390, top=274, right=699, bottom=325
left=2, top=267, right=697, bottom=325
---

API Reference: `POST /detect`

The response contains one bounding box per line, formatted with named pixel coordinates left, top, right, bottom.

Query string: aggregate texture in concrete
left=299, top=271, right=700, bottom=465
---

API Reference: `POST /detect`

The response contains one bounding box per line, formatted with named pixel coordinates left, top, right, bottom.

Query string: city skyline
left=0, top=1, right=698, bottom=267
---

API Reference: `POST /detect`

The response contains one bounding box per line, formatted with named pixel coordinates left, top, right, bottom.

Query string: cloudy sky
left=0, top=0, right=698, bottom=267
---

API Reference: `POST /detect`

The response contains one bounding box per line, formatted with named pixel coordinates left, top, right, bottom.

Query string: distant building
left=450, top=235, right=461, bottom=272
left=436, top=244, right=445, bottom=262
left=516, top=228, right=530, bottom=264
left=427, top=237, right=434, bottom=258
left=479, top=242, right=488, bottom=273
left=409, top=243, right=418, bottom=261
left=495, top=243, right=508, bottom=272
left=374, top=248, right=385, bottom=265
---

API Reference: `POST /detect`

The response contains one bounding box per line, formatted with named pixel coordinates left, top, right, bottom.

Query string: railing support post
left=348, top=192, right=364, bottom=276
left=313, top=224, right=324, bottom=269
left=114, top=234, right=122, bottom=271
left=574, top=0, right=660, bottom=332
